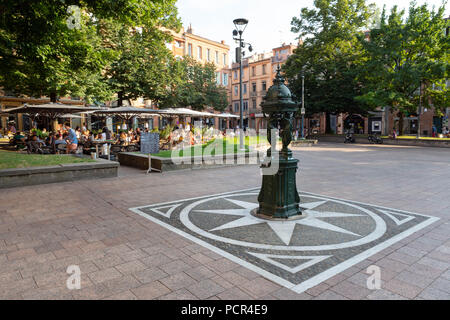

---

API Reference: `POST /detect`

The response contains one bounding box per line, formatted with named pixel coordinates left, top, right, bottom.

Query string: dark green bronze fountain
left=256, top=67, right=302, bottom=219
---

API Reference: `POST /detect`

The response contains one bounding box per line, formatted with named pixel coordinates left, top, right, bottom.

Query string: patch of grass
left=381, top=135, right=450, bottom=141
left=0, top=151, right=95, bottom=170
left=148, top=136, right=269, bottom=158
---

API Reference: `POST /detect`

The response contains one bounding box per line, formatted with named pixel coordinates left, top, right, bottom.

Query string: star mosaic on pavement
left=193, top=198, right=365, bottom=245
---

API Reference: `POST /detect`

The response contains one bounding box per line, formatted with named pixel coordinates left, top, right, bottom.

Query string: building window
left=234, top=85, right=238, bottom=96
left=243, top=101, right=248, bottom=111
left=252, top=82, right=256, bottom=92
left=262, top=81, right=266, bottom=91
left=216, top=72, right=221, bottom=85
left=175, top=41, right=182, bottom=48
left=207, top=48, right=211, bottom=61
left=262, top=64, right=266, bottom=74
left=252, top=99, right=256, bottom=108
left=188, top=43, right=192, bottom=56
left=243, top=83, right=247, bottom=94
left=223, top=53, right=227, bottom=66
left=234, top=102, right=239, bottom=112
left=223, top=73, right=228, bottom=86
left=252, top=66, right=256, bottom=76
left=197, top=46, right=202, bottom=59
left=234, top=70, right=238, bottom=80
left=215, top=51, right=219, bottom=63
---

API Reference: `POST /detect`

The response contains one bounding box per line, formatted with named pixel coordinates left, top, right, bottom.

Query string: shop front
left=344, top=114, right=365, bottom=134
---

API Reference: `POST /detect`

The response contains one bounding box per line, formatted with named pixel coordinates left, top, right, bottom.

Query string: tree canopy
left=159, top=57, right=228, bottom=111
left=100, top=19, right=179, bottom=106
left=0, top=0, right=180, bottom=103
left=355, top=1, right=449, bottom=134
left=283, top=0, right=377, bottom=132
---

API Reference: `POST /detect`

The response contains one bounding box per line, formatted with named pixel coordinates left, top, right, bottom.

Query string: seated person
left=46, top=133, right=54, bottom=145
left=35, top=135, right=46, bottom=144
left=132, top=133, right=140, bottom=144
left=119, top=131, right=127, bottom=145
left=443, top=127, right=449, bottom=137
left=13, top=131, right=26, bottom=144
left=81, top=130, right=90, bottom=140
left=55, top=133, right=67, bottom=145
left=102, top=127, right=111, bottom=140
left=26, top=135, right=45, bottom=153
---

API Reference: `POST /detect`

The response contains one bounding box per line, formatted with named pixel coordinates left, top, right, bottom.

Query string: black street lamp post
left=301, top=74, right=305, bottom=139
left=417, top=80, right=422, bottom=138
left=233, top=18, right=252, bottom=150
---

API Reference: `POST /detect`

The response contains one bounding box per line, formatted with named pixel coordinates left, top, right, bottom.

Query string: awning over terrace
left=91, top=106, right=161, bottom=121
left=2, top=103, right=106, bottom=120
left=214, top=113, right=240, bottom=118
left=158, top=108, right=209, bottom=117
left=158, top=108, right=239, bottom=118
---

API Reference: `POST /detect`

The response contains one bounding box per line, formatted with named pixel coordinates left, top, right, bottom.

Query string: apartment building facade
left=229, top=43, right=297, bottom=131
left=164, top=25, right=232, bottom=129
left=166, top=25, right=231, bottom=96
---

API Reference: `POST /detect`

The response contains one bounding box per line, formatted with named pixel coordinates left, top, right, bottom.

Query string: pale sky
left=176, top=0, right=449, bottom=65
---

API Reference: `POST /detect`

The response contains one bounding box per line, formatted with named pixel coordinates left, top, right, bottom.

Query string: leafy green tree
left=160, top=57, right=228, bottom=111
left=356, top=1, right=449, bottom=135
left=101, top=19, right=180, bottom=106
left=0, top=1, right=109, bottom=102
left=205, top=85, right=229, bottom=112
left=284, top=0, right=376, bottom=133
left=422, top=79, right=449, bottom=116
left=0, top=0, right=180, bottom=104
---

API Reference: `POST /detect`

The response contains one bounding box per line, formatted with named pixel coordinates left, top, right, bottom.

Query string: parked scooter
left=368, top=133, right=383, bottom=144
left=344, top=131, right=355, bottom=143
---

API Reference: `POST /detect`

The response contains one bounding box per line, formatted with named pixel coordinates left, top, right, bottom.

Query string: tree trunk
left=50, top=92, right=57, bottom=103
left=398, top=112, right=404, bottom=136
left=118, top=91, right=123, bottom=107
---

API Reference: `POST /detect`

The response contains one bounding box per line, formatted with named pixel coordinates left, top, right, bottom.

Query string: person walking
left=432, top=125, right=437, bottom=137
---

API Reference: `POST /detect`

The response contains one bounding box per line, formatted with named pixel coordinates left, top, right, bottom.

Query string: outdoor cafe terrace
left=0, top=103, right=241, bottom=163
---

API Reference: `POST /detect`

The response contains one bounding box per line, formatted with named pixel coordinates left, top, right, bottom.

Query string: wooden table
left=91, top=140, right=115, bottom=160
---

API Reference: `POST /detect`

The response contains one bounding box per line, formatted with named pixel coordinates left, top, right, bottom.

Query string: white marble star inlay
left=194, top=198, right=366, bottom=245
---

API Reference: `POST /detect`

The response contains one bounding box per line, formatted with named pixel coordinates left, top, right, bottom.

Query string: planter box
left=0, top=157, right=119, bottom=189
left=118, top=152, right=262, bottom=172
left=290, top=139, right=318, bottom=147
left=382, top=138, right=450, bottom=148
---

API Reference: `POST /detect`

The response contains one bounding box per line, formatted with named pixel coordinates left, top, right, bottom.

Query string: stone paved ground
left=0, top=142, right=449, bottom=300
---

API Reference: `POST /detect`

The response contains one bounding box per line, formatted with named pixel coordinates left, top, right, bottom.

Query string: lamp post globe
left=233, top=18, right=248, bottom=31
